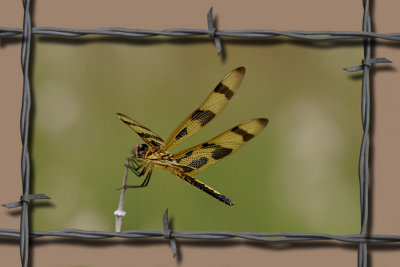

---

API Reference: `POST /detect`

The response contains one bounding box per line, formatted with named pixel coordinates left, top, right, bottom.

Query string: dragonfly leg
left=126, top=159, right=149, bottom=177
left=123, top=167, right=153, bottom=189
left=127, top=158, right=142, bottom=170
left=137, top=165, right=148, bottom=177
left=142, top=168, right=153, bottom=186
left=127, top=165, right=143, bottom=176
left=126, top=164, right=140, bottom=173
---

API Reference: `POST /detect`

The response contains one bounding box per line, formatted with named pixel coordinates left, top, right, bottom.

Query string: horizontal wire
left=1, top=229, right=400, bottom=244
left=1, top=27, right=400, bottom=41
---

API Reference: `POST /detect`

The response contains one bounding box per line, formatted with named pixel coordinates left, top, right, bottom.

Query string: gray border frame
left=1, top=0, right=399, bottom=266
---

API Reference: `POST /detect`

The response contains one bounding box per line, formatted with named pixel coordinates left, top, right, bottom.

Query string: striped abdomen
left=179, top=173, right=234, bottom=206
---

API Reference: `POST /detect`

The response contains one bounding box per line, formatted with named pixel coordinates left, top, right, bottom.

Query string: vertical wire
left=20, top=0, right=32, bottom=266
left=358, top=0, right=371, bottom=267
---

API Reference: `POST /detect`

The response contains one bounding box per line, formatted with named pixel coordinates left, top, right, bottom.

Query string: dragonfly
left=117, top=67, right=268, bottom=206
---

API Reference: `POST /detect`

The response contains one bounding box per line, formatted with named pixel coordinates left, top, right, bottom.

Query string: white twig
left=114, top=158, right=129, bottom=232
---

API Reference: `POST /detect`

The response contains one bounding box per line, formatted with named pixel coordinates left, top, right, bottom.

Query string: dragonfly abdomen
left=179, top=174, right=234, bottom=206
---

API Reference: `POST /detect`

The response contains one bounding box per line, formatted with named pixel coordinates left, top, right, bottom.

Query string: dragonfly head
left=132, top=143, right=149, bottom=158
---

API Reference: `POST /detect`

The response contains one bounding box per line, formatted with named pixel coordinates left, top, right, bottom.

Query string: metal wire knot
left=20, top=195, right=31, bottom=204
left=208, top=27, right=216, bottom=38
left=164, top=229, right=173, bottom=240
left=361, top=59, right=372, bottom=68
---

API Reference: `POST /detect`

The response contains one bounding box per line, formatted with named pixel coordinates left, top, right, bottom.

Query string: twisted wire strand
left=1, top=27, right=400, bottom=41
left=1, top=229, right=400, bottom=243
left=357, top=0, right=372, bottom=266
left=20, top=0, right=33, bottom=267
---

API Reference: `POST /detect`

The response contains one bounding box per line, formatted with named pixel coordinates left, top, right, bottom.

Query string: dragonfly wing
left=117, top=113, right=165, bottom=150
left=162, top=67, right=246, bottom=152
left=172, top=118, right=268, bottom=175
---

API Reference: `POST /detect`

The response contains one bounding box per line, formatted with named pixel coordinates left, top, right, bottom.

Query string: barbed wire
left=0, top=229, right=400, bottom=244
left=1, top=0, right=397, bottom=266
left=1, top=27, right=400, bottom=41
left=357, top=1, right=372, bottom=265
left=2, top=228, right=400, bottom=243
left=19, top=0, right=33, bottom=266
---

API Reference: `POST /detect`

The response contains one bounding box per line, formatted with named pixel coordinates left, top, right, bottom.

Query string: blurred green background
left=31, top=37, right=362, bottom=234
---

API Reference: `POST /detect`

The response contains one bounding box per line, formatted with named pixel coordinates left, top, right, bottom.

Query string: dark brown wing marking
left=117, top=113, right=165, bottom=150
left=172, top=118, right=268, bottom=175
left=214, top=83, right=234, bottom=99
left=161, top=67, right=246, bottom=152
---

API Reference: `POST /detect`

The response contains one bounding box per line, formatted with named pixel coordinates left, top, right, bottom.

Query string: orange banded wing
left=117, top=113, right=165, bottom=150
left=161, top=67, right=246, bottom=152
left=172, top=118, right=268, bottom=175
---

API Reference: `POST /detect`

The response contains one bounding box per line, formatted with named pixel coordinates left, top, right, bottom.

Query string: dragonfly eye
left=132, top=143, right=149, bottom=157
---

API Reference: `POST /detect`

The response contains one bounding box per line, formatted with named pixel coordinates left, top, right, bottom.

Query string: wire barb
left=207, top=7, right=222, bottom=55
left=2, top=194, right=51, bottom=209
left=163, top=209, right=177, bottom=257
left=344, top=57, right=392, bottom=72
